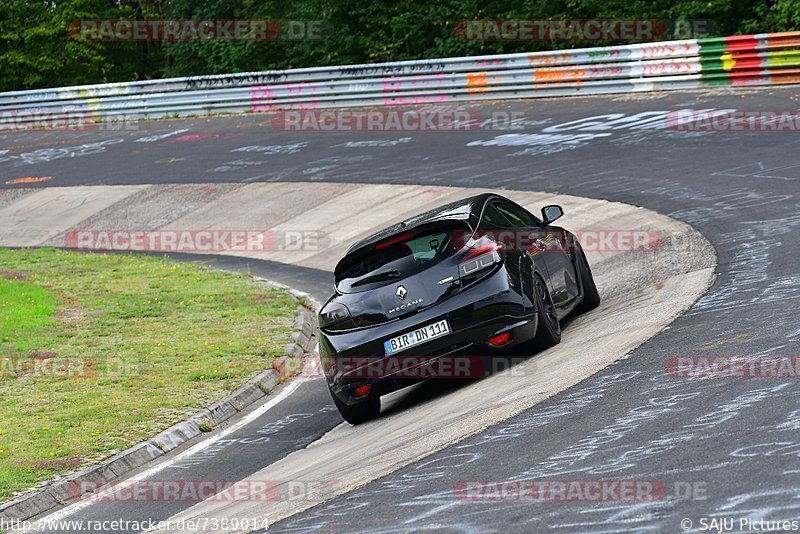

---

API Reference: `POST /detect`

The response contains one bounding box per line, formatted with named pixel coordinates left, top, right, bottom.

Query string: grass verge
left=0, top=248, right=298, bottom=501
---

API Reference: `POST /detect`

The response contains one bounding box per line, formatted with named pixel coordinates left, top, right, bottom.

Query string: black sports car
left=318, top=193, right=600, bottom=424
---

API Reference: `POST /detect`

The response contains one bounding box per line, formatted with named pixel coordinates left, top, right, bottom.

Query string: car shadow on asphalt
left=377, top=317, right=578, bottom=419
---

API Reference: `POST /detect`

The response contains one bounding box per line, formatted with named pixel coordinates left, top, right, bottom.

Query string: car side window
left=481, top=203, right=513, bottom=228
left=495, top=202, right=540, bottom=228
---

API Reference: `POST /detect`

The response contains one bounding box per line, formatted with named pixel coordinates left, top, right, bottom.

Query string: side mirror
left=541, top=205, right=564, bottom=225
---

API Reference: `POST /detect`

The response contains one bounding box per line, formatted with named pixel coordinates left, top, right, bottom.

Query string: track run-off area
left=1, top=86, right=799, bottom=533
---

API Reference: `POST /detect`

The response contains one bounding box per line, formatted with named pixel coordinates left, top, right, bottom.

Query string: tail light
left=459, top=237, right=503, bottom=279
left=319, top=302, right=353, bottom=329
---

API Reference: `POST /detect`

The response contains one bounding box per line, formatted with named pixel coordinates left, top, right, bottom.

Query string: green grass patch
left=0, top=248, right=298, bottom=501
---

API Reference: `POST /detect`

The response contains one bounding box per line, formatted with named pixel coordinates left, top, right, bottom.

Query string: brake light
left=459, top=241, right=503, bottom=278
left=376, top=232, right=414, bottom=250
left=353, top=384, right=370, bottom=397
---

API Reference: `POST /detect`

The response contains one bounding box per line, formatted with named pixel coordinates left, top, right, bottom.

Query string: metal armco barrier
left=1, top=31, right=799, bottom=125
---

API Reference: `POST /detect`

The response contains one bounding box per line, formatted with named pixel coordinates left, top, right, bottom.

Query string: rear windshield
left=336, top=225, right=464, bottom=293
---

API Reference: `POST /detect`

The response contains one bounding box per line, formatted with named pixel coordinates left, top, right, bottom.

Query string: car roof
left=343, top=192, right=502, bottom=256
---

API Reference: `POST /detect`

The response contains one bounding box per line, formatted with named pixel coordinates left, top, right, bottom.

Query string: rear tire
left=330, top=387, right=380, bottom=425
left=532, top=275, right=561, bottom=350
left=573, top=248, right=600, bottom=315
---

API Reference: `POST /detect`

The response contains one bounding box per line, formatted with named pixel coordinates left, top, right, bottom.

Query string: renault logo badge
left=396, top=285, right=407, bottom=299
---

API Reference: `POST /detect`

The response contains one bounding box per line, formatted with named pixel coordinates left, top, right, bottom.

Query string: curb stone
left=0, top=296, right=318, bottom=523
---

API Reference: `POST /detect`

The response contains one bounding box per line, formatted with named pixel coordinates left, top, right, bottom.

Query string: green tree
left=2, top=0, right=798, bottom=92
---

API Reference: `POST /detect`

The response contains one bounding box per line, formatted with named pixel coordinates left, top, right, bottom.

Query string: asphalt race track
left=2, top=86, right=800, bottom=533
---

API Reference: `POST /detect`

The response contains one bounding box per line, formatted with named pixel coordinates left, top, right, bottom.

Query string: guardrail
left=1, top=31, right=799, bottom=126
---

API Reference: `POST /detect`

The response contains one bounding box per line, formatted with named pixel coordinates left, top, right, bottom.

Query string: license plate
left=384, top=320, right=450, bottom=355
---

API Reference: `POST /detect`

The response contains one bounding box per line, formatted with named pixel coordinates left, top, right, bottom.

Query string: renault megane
left=318, top=193, right=600, bottom=424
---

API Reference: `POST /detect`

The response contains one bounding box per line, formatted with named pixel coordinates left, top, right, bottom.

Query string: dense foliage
left=1, top=0, right=798, bottom=91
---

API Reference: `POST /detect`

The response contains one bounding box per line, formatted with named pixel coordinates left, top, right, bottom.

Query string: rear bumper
left=328, top=315, right=537, bottom=405
left=319, top=268, right=538, bottom=406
